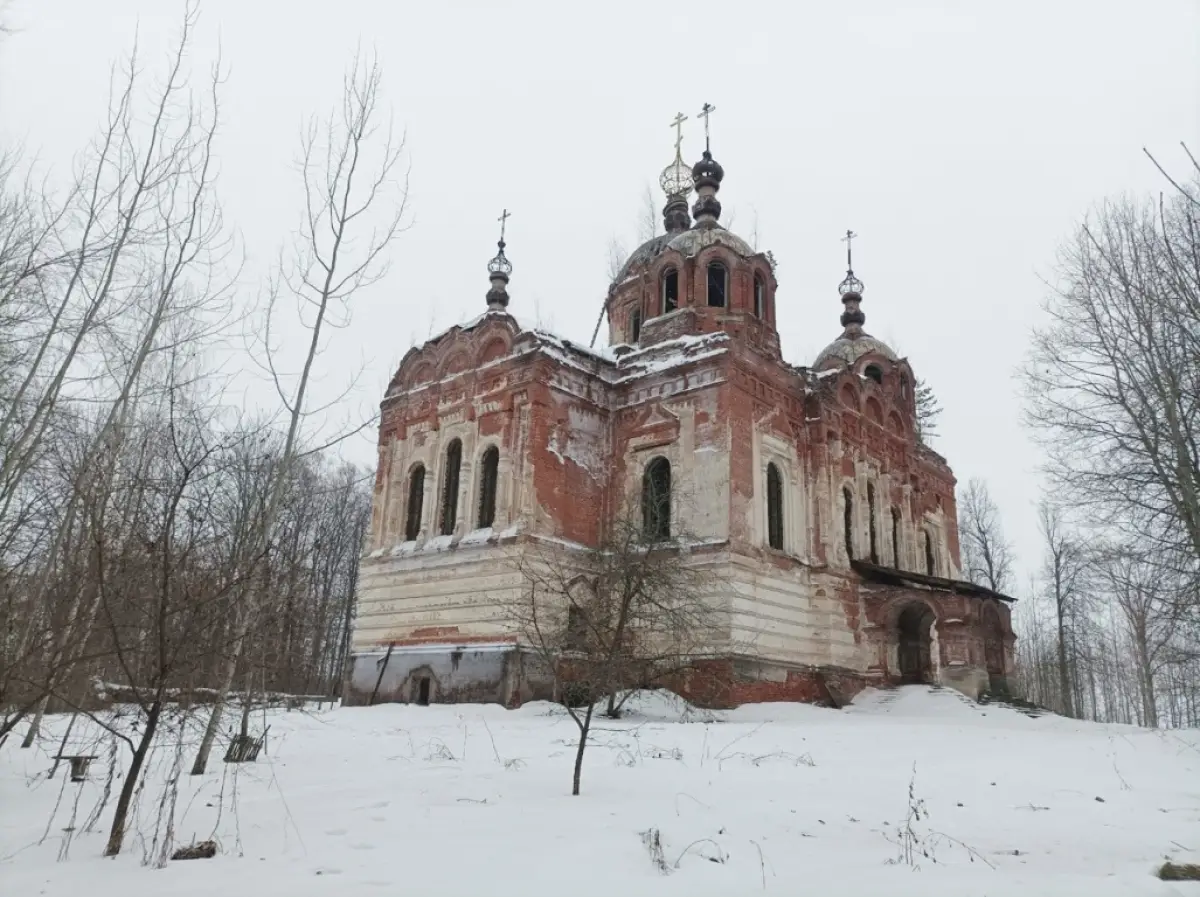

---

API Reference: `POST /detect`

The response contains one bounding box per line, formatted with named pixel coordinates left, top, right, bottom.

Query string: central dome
left=614, top=222, right=755, bottom=283
left=814, top=332, right=897, bottom=368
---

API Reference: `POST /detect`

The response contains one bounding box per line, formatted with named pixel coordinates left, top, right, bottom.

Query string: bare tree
left=1038, top=502, right=1088, bottom=718
left=189, top=50, right=408, bottom=775
left=1024, top=190, right=1200, bottom=563
left=958, top=478, right=1014, bottom=593
left=507, top=506, right=723, bottom=796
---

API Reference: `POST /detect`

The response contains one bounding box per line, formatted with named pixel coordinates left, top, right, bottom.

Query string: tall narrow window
left=843, top=486, right=854, bottom=561
left=662, top=268, right=679, bottom=312
left=630, top=308, right=642, bottom=343
left=706, top=261, right=727, bottom=307
left=405, top=464, right=425, bottom=541
left=766, top=463, right=784, bottom=550
left=924, top=530, right=936, bottom=576
left=440, top=439, right=462, bottom=536
left=867, top=483, right=878, bottom=563
left=642, top=457, right=672, bottom=541
left=476, top=446, right=499, bottom=528
left=891, top=507, right=901, bottom=569
left=753, top=273, right=766, bottom=318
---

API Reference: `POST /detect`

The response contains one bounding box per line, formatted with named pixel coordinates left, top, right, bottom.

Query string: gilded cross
left=497, top=208, right=511, bottom=242
left=842, top=229, right=857, bottom=270
left=698, top=102, right=717, bottom=151
left=669, top=112, right=688, bottom=155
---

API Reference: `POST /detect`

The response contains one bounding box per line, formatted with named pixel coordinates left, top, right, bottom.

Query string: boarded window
left=662, top=268, right=679, bottom=312
left=867, top=483, right=879, bottom=564
left=476, top=446, right=499, bottom=528
left=706, top=261, right=727, bottom=307
left=843, top=486, right=854, bottom=561
left=440, top=439, right=462, bottom=536
left=766, top=463, right=784, bottom=550
left=405, top=464, right=425, bottom=541
left=753, top=273, right=766, bottom=318
left=642, top=457, right=672, bottom=541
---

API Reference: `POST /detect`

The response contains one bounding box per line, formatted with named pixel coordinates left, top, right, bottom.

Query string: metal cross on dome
left=669, top=111, right=688, bottom=155
left=497, top=208, right=511, bottom=243
left=842, top=228, right=857, bottom=272
left=698, top=102, right=716, bottom=152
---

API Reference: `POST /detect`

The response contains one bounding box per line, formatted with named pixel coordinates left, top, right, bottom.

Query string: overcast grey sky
left=2, top=0, right=1197, bottom=587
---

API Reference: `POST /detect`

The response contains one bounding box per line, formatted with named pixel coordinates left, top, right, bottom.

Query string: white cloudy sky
left=2, top=0, right=1197, bottom=587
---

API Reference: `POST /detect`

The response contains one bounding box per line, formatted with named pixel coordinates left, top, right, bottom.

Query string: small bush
left=1158, top=862, right=1200, bottom=881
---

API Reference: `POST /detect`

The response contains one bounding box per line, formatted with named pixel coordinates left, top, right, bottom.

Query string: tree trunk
left=105, top=698, right=164, bottom=856
left=571, top=701, right=595, bottom=797
left=1055, top=604, right=1074, bottom=718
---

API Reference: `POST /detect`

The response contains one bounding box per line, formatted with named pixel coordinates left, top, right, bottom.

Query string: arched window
left=642, top=457, right=672, bottom=541
left=867, top=483, right=879, bottom=563
left=630, top=308, right=642, bottom=343
left=661, top=268, right=679, bottom=313
left=753, top=273, right=766, bottom=318
left=864, top=364, right=883, bottom=385
left=924, top=530, right=936, bottom=576
left=766, top=463, right=784, bottom=550
left=900, top=375, right=910, bottom=400
left=476, top=446, right=499, bottom=528
left=440, top=439, right=462, bottom=536
left=843, top=486, right=854, bottom=561
left=706, top=261, right=727, bottom=307
left=405, top=464, right=425, bottom=542
left=891, top=507, right=901, bottom=569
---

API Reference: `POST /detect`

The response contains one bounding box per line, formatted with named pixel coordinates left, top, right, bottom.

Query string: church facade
left=344, top=121, right=1015, bottom=709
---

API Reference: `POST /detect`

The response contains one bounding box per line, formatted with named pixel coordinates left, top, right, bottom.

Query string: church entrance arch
left=895, top=602, right=935, bottom=684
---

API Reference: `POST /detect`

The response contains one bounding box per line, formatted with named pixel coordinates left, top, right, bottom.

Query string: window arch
left=405, top=464, right=425, bottom=542
left=476, top=446, right=499, bottom=528
left=864, top=364, right=883, bottom=385
left=642, top=457, right=672, bottom=541
left=753, top=273, right=766, bottom=318
left=440, top=439, right=462, bottom=536
left=843, top=486, right=854, bottom=561
left=661, top=268, right=679, bottom=313
left=891, top=507, right=901, bottom=569
left=706, top=261, right=727, bottom=307
left=867, top=483, right=879, bottom=563
left=923, top=529, right=936, bottom=576
left=766, top=463, right=784, bottom=550
left=630, top=308, right=642, bottom=343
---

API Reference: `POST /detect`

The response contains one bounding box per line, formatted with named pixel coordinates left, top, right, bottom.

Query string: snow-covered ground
left=2, top=686, right=1198, bottom=896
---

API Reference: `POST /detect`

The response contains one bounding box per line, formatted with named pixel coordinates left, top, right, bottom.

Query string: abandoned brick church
left=344, top=113, right=1015, bottom=709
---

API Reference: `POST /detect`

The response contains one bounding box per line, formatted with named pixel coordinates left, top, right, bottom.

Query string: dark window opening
left=766, top=463, right=784, bottom=550
left=642, top=457, right=672, bottom=541
left=662, top=268, right=679, bottom=312
left=565, top=605, right=586, bottom=651
left=440, top=439, right=462, bottom=536
left=867, top=483, right=879, bottom=563
left=416, top=677, right=431, bottom=706
left=924, top=530, right=936, bottom=576
left=753, top=274, right=766, bottom=318
left=631, top=308, right=642, bottom=343
left=900, top=375, right=910, bottom=400
left=843, top=486, right=854, bottom=561
left=405, top=464, right=425, bottom=541
left=891, top=507, right=901, bottom=569
left=706, top=261, right=727, bottom=307
left=865, top=364, right=883, bottom=385
left=477, top=446, right=499, bottom=528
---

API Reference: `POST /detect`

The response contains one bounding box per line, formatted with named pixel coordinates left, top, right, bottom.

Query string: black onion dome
left=692, top=150, right=724, bottom=189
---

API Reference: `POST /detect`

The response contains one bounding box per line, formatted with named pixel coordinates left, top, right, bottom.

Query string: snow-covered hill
left=2, top=686, right=1198, bottom=896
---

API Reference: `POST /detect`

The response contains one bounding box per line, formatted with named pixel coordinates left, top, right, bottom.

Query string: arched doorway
left=896, top=603, right=935, bottom=684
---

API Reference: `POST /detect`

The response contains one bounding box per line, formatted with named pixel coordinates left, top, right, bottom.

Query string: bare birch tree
left=958, top=478, right=1014, bottom=593
left=189, top=51, right=408, bottom=774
